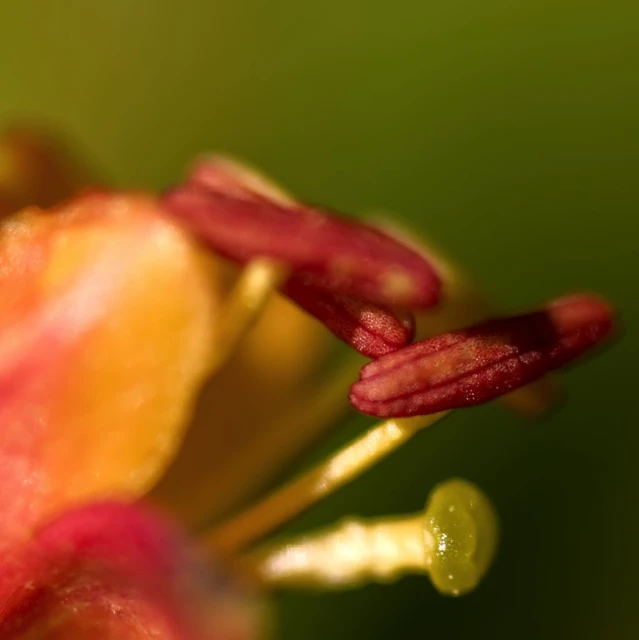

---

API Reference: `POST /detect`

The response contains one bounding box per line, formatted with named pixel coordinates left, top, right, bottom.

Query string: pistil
left=246, top=478, right=498, bottom=597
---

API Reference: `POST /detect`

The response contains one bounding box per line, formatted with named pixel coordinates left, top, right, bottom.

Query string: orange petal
left=0, top=191, right=220, bottom=540
left=0, top=502, right=262, bottom=639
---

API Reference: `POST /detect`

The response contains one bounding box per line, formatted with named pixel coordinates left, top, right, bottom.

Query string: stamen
left=418, top=239, right=561, bottom=417
left=374, top=218, right=559, bottom=416
left=246, top=478, right=498, bottom=597
left=207, top=412, right=449, bottom=554
left=350, top=293, right=613, bottom=418
left=209, top=258, right=288, bottom=371
left=162, top=184, right=442, bottom=308
left=284, top=280, right=416, bottom=357
left=172, top=158, right=423, bottom=355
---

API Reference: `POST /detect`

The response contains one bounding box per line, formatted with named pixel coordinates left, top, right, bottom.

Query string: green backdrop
left=2, top=1, right=637, bottom=637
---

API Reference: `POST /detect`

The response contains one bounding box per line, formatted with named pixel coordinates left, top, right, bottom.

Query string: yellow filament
left=197, top=354, right=365, bottom=525
left=208, top=412, right=450, bottom=554
left=209, top=258, right=288, bottom=372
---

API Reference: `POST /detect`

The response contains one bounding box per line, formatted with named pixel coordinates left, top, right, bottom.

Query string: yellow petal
left=0, top=191, right=220, bottom=538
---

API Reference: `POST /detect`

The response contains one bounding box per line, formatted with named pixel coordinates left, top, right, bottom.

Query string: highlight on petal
left=284, top=278, right=415, bottom=358
left=350, top=294, right=614, bottom=417
left=0, top=502, right=261, bottom=639
left=0, top=123, right=94, bottom=212
left=163, top=161, right=442, bottom=308
left=0, top=192, right=220, bottom=539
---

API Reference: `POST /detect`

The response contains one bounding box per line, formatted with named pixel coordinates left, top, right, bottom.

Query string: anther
left=350, top=293, right=613, bottom=417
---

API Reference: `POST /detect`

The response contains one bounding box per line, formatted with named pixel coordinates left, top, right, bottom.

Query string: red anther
left=162, top=184, right=441, bottom=308
left=285, top=278, right=415, bottom=358
left=349, top=294, right=613, bottom=417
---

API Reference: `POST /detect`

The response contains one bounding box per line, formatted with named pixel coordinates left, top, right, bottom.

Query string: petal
left=350, top=294, right=613, bottom=417
left=163, top=164, right=441, bottom=308
left=0, top=502, right=261, bottom=639
left=0, top=124, right=95, bottom=211
left=0, top=192, right=220, bottom=539
left=283, top=278, right=415, bottom=358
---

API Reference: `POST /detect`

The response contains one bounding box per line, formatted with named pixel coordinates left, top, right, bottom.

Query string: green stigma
left=424, top=478, right=499, bottom=596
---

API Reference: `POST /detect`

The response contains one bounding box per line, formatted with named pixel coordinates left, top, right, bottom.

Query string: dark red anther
left=162, top=182, right=442, bottom=309
left=284, top=278, right=415, bottom=358
left=349, top=294, right=614, bottom=417
left=168, top=157, right=419, bottom=356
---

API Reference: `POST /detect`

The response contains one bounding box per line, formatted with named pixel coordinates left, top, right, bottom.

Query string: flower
left=0, top=125, right=615, bottom=638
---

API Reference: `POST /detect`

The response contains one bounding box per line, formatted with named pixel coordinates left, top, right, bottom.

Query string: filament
left=207, top=411, right=449, bottom=554
left=210, top=258, right=288, bottom=372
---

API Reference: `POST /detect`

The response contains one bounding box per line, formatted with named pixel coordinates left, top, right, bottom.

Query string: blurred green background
left=2, top=1, right=637, bottom=637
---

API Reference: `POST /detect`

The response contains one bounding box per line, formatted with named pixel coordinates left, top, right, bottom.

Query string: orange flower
left=0, top=126, right=615, bottom=639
